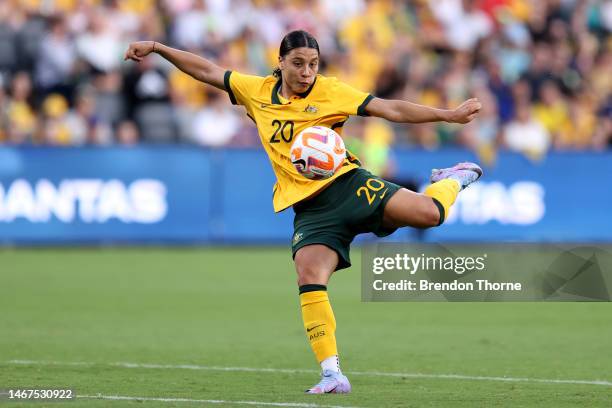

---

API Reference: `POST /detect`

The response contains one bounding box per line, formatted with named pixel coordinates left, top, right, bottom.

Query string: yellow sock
left=424, top=179, right=460, bottom=225
left=299, top=286, right=337, bottom=363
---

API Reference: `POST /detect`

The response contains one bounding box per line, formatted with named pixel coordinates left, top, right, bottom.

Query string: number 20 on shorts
left=356, top=178, right=386, bottom=205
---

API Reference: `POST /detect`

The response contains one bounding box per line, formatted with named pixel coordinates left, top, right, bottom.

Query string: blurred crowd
left=0, top=0, right=610, bottom=162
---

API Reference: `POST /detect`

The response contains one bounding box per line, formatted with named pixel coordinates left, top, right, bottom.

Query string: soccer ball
left=290, top=126, right=346, bottom=180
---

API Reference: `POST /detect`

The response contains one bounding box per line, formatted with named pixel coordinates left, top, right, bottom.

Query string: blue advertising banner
left=0, top=147, right=610, bottom=244
left=0, top=147, right=213, bottom=243
left=388, top=149, right=612, bottom=243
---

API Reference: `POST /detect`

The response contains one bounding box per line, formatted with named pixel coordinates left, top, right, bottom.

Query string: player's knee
left=294, top=245, right=337, bottom=286
left=295, top=262, right=328, bottom=286
left=295, top=255, right=329, bottom=286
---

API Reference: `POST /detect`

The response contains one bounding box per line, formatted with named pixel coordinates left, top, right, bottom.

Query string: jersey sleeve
left=331, top=78, right=374, bottom=117
left=223, top=70, right=264, bottom=108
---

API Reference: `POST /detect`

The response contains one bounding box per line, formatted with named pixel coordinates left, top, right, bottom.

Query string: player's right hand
left=124, top=41, right=155, bottom=62
left=449, top=98, right=482, bottom=124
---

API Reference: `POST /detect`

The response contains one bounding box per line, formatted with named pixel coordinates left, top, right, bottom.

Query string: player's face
left=279, top=47, right=319, bottom=94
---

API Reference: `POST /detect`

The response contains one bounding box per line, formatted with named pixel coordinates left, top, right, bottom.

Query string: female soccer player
left=125, top=30, right=482, bottom=394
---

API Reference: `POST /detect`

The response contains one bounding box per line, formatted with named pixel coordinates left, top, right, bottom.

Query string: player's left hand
left=124, top=41, right=155, bottom=63
left=449, top=98, right=482, bottom=124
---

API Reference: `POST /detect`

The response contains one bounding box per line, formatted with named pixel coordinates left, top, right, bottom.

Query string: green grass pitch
left=1, top=247, right=610, bottom=407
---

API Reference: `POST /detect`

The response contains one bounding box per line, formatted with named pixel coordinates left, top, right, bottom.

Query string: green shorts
left=292, top=168, right=402, bottom=271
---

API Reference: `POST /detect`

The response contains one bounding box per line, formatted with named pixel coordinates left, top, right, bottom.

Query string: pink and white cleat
left=430, top=162, right=483, bottom=190
left=305, top=369, right=352, bottom=394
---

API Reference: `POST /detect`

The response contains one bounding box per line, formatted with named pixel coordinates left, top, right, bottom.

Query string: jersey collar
left=271, top=77, right=317, bottom=104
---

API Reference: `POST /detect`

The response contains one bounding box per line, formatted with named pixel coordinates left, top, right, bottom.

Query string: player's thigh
left=382, top=188, right=439, bottom=229
left=294, top=244, right=339, bottom=286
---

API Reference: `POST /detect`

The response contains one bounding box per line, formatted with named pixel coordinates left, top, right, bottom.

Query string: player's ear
left=278, top=56, right=285, bottom=70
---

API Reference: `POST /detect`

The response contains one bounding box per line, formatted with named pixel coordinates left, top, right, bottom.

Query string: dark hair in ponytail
left=273, top=30, right=320, bottom=78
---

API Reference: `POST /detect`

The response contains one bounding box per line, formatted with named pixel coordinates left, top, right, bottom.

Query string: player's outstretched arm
left=365, top=97, right=482, bottom=124
left=124, top=41, right=226, bottom=90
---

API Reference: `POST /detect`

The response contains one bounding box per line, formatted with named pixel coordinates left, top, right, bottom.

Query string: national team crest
left=293, top=232, right=304, bottom=244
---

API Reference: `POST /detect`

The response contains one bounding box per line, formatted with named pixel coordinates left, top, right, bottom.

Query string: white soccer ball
left=290, top=126, right=346, bottom=180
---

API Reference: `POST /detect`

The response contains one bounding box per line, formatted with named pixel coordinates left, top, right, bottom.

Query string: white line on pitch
left=78, top=394, right=361, bottom=408
left=6, top=360, right=612, bottom=387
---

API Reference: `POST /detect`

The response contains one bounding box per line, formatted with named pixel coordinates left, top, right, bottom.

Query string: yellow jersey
left=224, top=70, right=374, bottom=212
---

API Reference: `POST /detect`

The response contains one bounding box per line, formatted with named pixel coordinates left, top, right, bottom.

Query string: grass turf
left=0, top=247, right=610, bottom=407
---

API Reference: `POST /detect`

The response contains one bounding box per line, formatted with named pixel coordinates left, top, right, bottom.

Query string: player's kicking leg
left=294, top=244, right=352, bottom=394
left=382, top=162, right=482, bottom=229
